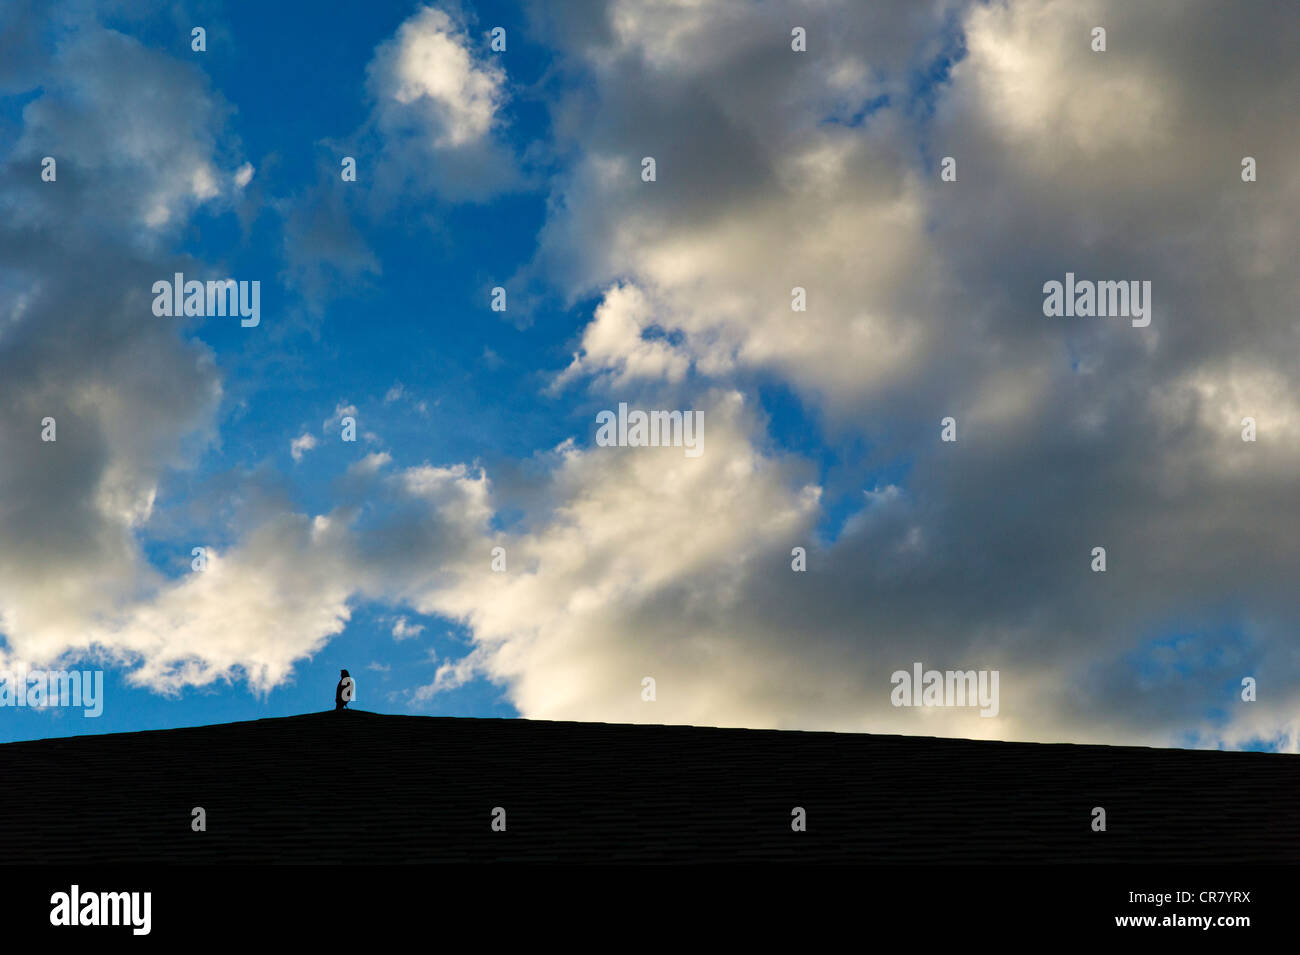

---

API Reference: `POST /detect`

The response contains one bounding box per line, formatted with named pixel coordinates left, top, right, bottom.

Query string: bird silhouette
left=335, top=669, right=353, bottom=711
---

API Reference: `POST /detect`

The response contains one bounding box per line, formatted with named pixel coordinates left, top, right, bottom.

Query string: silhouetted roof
left=3, top=712, right=1296, bottom=863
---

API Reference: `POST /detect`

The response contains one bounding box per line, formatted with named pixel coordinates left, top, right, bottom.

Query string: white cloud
left=290, top=432, right=318, bottom=462
left=369, top=6, right=505, bottom=149
left=479, top=0, right=1300, bottom=749
left=391, top=616, right=425, bottom=640
left=12, top=28, right=237, bottom=235
left=325, top=403, right=358, bottom=433
left=6, top=0, right=1300, bottom=757
left=361, top=4, right=519, bottom=199
left=552, top=283, right=692, bottom=391
left=91, top=516, right=356, bottom=694
left=0, top=11, right=230, bottom=674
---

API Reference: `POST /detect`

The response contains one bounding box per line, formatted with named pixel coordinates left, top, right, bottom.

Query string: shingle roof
left=3, top=711, right=1296, bottom=863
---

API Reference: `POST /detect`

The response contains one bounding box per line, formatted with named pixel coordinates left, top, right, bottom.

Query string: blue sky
left=2, top=0, right=569, bottom=739
left=1, top=0, right=1298, bottom=752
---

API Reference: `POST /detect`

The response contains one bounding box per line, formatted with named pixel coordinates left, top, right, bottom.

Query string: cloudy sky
left=1, top=0, right=1297, bottom=751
